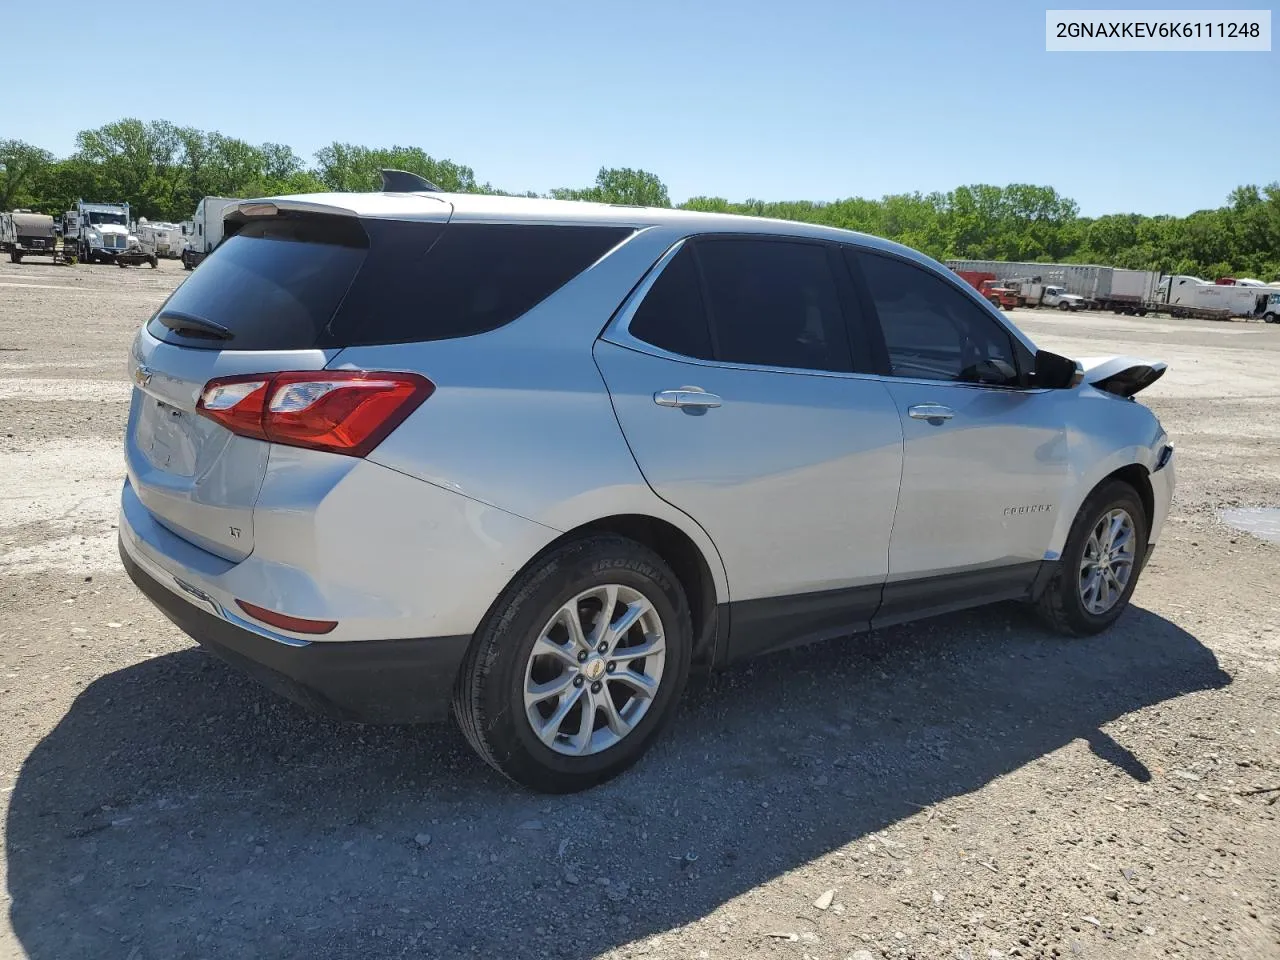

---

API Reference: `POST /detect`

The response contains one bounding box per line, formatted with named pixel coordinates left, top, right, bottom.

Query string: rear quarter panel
left=333, top=226, right=731, bottom=603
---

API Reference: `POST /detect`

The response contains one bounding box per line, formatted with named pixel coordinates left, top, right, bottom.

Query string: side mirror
left=1035, top=350, right=1083, bottom=389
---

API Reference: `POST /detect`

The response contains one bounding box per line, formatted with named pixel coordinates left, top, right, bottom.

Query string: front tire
left=1035, top=480, right=1149, bottom=636
left=453, top=535, right=692, bottom=793
left=1058, top=301, right=1071, bottom=311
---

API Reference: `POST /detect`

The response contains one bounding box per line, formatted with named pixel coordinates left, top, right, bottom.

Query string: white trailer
left=134, top=220, right=184, bottom=258
left=1159, top=276, right=1272, bottom=318
left=180, top=196, right=242, bottom=270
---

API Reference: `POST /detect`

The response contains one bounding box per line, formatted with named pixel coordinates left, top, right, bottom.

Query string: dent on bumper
left=120, top=536, right=469, bottom=723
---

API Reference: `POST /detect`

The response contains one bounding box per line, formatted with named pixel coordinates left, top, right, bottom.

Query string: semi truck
left=0, top=211, right=61, bottom=263
left=63, top=201, right=133, bottom=264
left=180, top=196, right=242, bottom=270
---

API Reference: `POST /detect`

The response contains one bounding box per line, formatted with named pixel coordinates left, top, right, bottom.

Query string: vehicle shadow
left=6, top=603, right=1228, bottom=959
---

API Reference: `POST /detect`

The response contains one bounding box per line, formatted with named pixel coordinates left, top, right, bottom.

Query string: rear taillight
left=197, top=371, right=434, bottom=457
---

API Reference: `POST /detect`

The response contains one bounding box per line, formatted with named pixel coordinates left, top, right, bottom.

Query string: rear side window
left=147, top=217, right=632, bottom=351
left=853, top=250, right=1019, bottom=385
left=327, top=223, right=634, bottom=346
left=628, top=244, right=714, bottom=360
left=697, top=239, right=852, bottom=373
left=147, top=216, right=367, bottom=351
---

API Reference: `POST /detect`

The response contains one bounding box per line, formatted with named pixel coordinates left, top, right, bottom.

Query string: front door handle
left=908, top=403, right=955, bottom=422
left=654, top=387, right=722, bottom=409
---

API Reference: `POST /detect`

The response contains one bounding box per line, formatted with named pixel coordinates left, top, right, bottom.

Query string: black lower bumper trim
left=120, top=538, right=470, bottom=723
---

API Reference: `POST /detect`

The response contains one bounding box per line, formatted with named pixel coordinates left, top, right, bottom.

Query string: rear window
left=327, top=223, right=634, bottom=346
left=146, top=216, right=368, bottom=351
left=147, top=216, right=633, bottom=351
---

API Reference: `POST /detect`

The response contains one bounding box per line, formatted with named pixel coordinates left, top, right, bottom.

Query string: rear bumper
left=120, top=536, right=468, bottom=723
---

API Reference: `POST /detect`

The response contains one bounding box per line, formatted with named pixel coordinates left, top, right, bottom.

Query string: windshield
left=87, top=211, right=127, bottom=226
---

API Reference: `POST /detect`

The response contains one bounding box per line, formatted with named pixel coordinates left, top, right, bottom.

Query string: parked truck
left=946, top=259, right=1162, bottom=313
left=63, top=201, right=133, bottom=264
left=1263, top=291, right=1280, bottom=323
left=953, top=270, right=1019, bottom=310
left=180, top=196, right=242, bottom=270
left=1040, top=284, right=1087, bottom=311
left=134, top=219, right=184, bottom=259
left=0, top=211, right=61, bottom=263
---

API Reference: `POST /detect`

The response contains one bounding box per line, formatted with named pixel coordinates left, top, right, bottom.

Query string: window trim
left=606, top=233, right=870, bottom=378
left=846, top=245, right=1039, bottom=391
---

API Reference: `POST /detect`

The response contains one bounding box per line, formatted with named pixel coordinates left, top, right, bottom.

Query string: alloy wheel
left=1078, top=507, right=1136, bottom=615
left=523, top=584, right=666, bottom=757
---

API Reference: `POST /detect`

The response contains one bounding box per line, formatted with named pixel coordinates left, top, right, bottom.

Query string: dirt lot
left=0, top=257, right=1277, bottom=960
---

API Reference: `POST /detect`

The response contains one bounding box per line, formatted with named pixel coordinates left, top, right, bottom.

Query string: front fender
left=1046, top=392, right=1171, bottom=557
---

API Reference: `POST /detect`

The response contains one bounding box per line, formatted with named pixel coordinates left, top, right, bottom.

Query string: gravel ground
left=0, top=257, right=1277, bottom=960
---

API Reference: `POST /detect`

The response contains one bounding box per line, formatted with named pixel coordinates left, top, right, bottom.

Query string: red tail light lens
left=235, top=600, right=338, bottom=635
left=197, top=371, right=434, bottom=457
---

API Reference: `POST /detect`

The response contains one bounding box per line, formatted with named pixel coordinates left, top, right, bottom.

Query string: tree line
left=2, top=118, right=1277, bottom=280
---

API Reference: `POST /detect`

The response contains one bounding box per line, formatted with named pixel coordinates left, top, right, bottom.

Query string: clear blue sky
left=3, top=0, right=1276, bottom=216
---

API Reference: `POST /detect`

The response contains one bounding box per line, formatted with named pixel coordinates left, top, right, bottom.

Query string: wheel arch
left=1105, top=462, right=1154, bottom=530
left=1049, top=457, right=1156, bottom=559
left=504, top=513, right=725, bottom=668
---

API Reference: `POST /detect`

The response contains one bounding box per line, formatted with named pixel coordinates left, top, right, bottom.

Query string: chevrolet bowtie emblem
left=134, top=365, right=153, bottom=388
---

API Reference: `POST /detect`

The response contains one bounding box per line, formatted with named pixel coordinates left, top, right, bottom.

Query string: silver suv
left=119, top=186, right=1174, bottom=792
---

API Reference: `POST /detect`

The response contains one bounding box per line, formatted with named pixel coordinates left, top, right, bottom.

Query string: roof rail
left=380, top=169, right=443, bottom=193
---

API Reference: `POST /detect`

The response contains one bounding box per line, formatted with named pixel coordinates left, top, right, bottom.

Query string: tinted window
left=147, top=215, right=367, bottom=351
left=854, top=251, right=1019, bottom=385
left=697, top=239, right=851, bottom=372
left=148, top=218, right=632, bottom=351
left=329, top=222, right=632, bottom=346
left=628, top=244, right=714, bottom=360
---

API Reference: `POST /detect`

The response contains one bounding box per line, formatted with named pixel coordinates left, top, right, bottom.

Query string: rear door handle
left=908, top=403, right=954, bottom=422
left=654, top=387, right=722, bottom=409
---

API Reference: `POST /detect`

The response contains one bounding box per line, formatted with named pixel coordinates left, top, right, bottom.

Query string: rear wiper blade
left=155, top=310, right=234, bottom=341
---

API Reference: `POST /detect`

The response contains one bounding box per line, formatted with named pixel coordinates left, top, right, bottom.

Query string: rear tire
left=453, top=535, right=692, bottom=793
left=1035, top=480, right=1148, bottom=636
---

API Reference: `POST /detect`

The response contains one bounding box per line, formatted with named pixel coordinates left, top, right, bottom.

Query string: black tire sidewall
left=1057, top=482, right=1149, bottom=633
left=468, top=538, right=691, bottom=791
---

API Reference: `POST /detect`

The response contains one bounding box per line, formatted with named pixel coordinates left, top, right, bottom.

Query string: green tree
left=313, top=144, right=479, bottom=193
left=553, top=167, right=670, bottom=207
left=0, top=139, right=55, bottom=210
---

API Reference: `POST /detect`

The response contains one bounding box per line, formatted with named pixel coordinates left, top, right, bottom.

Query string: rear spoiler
left=1078, top=355, right=1168, bottom=398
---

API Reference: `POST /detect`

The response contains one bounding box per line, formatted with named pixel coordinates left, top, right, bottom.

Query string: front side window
left=696, top=238, right=852, bottom=373
left=854, top=250, right=1019, bottom=385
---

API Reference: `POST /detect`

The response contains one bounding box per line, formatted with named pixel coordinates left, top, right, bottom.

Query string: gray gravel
left=1, top=258, right=1277, bottom=959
